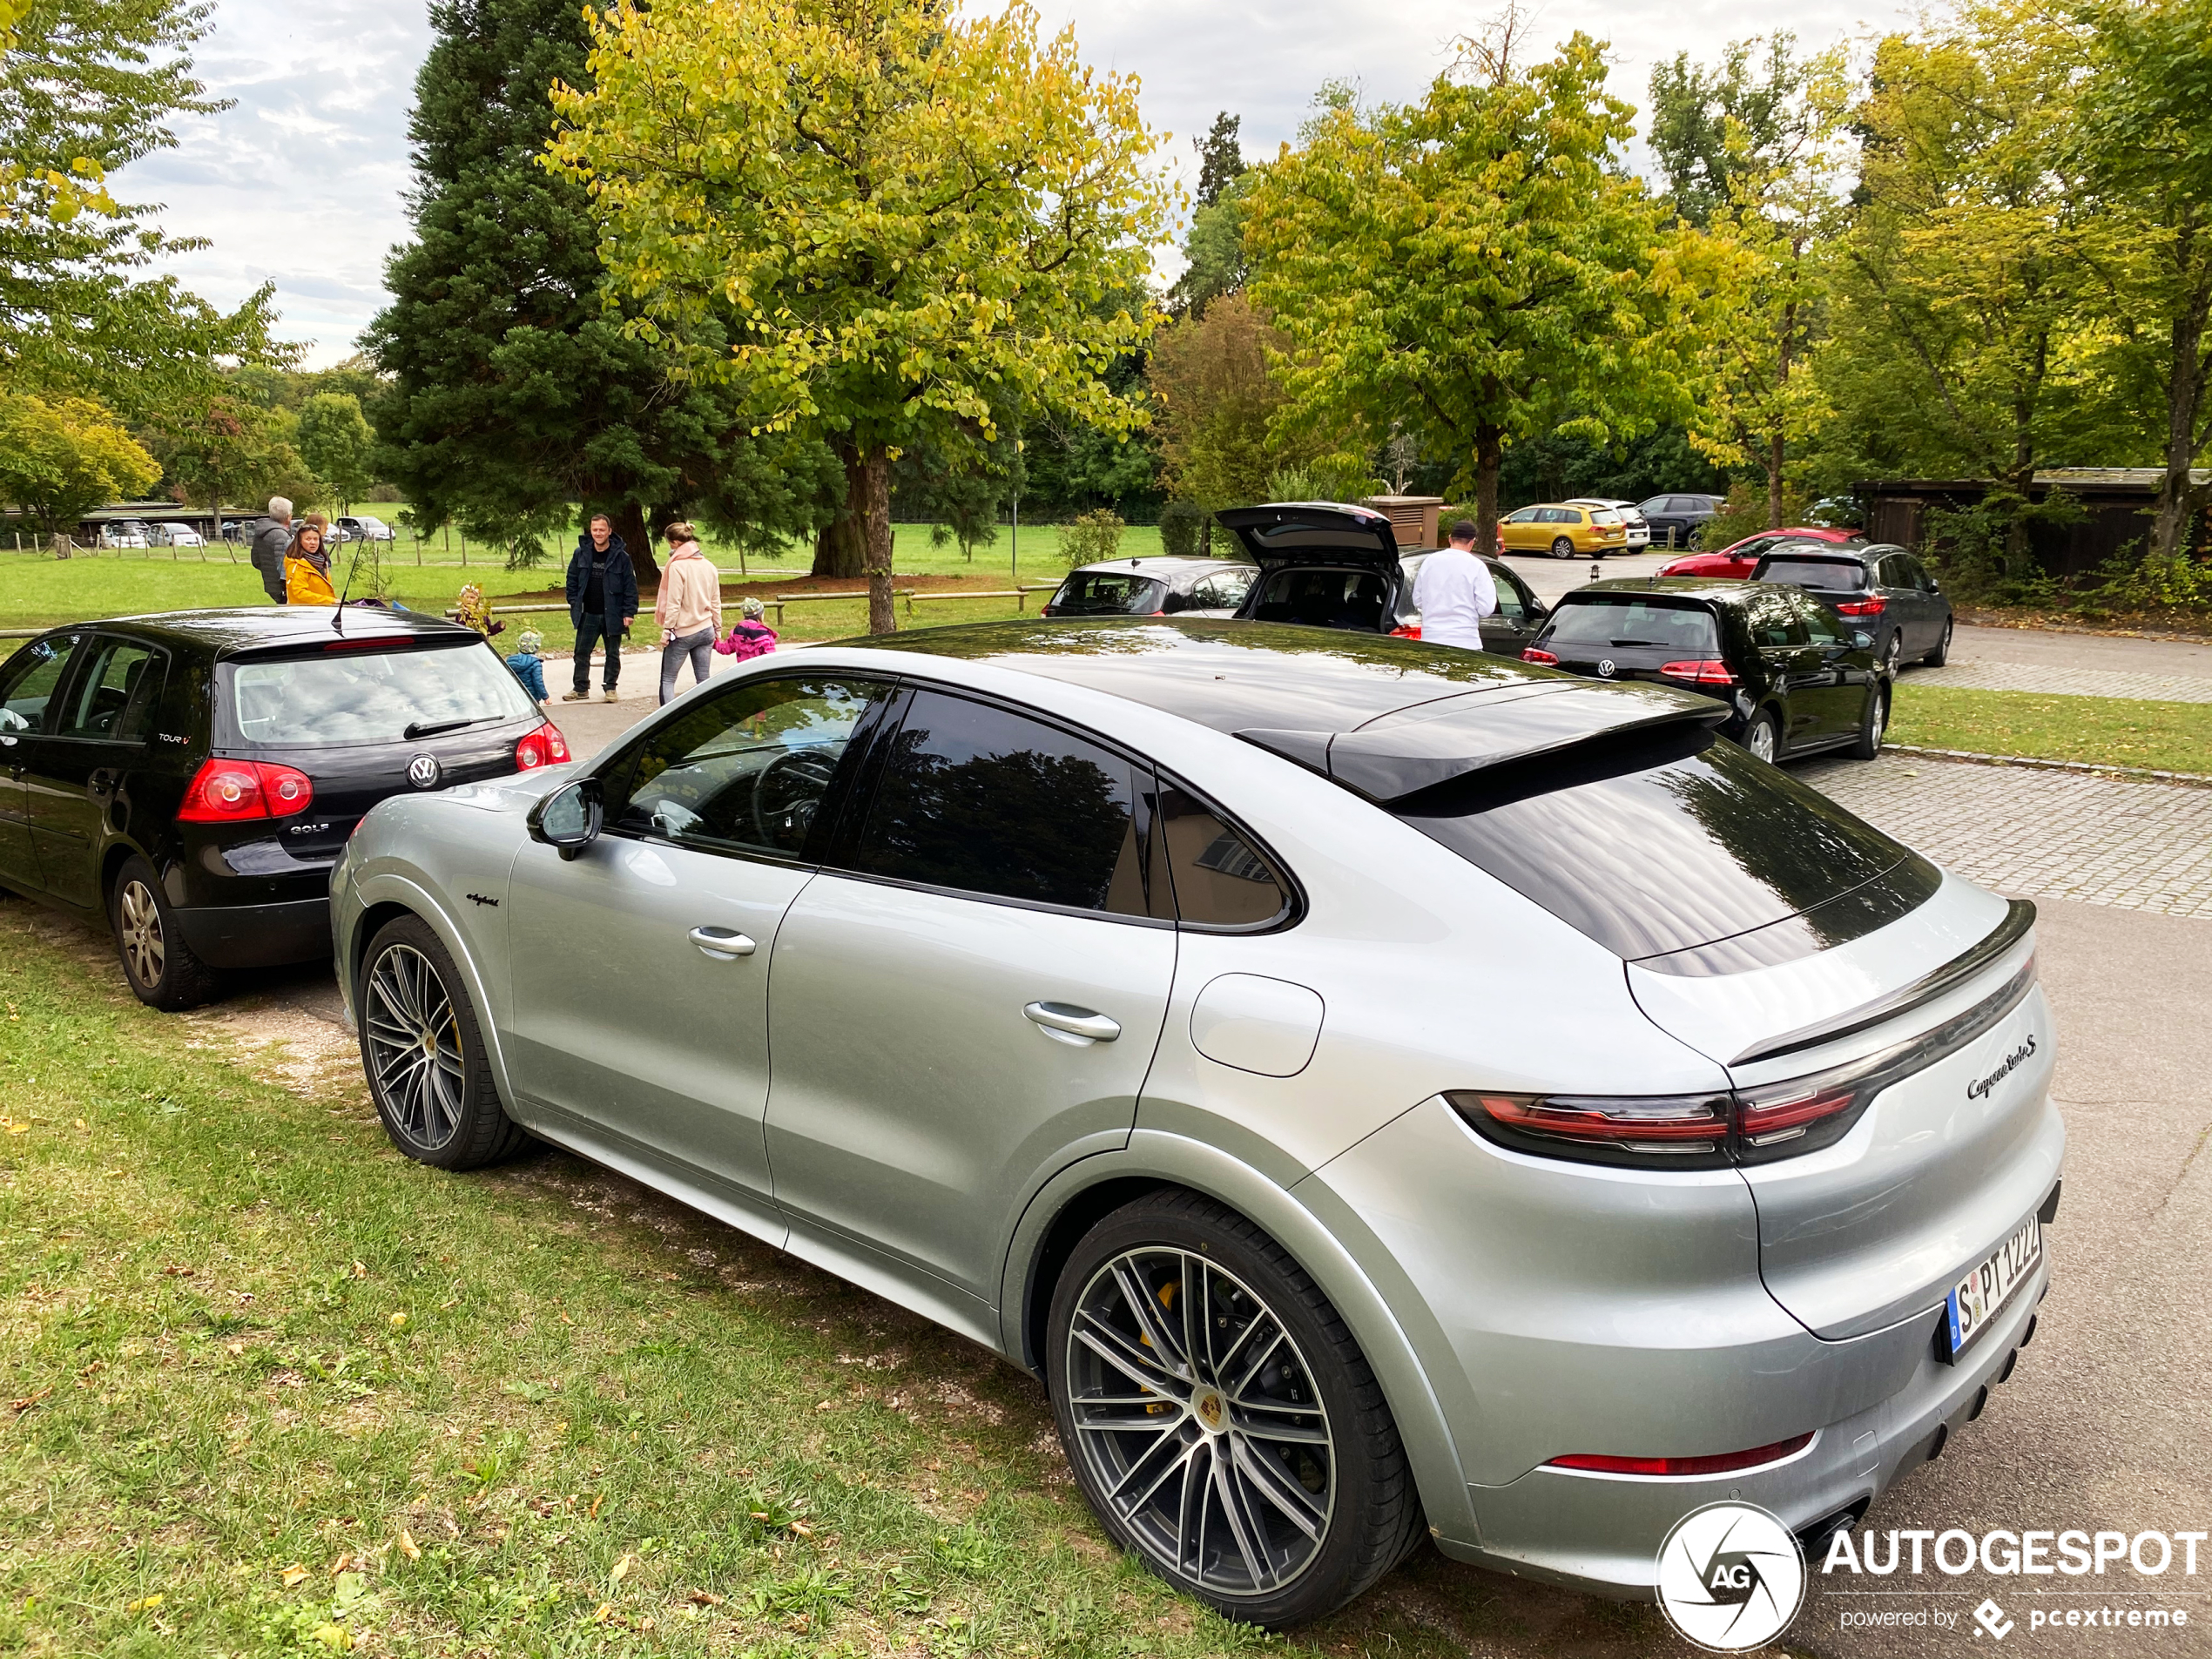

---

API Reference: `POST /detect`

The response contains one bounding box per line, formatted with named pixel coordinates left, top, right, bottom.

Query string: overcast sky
left=134, top=0, right=1908, bottom=368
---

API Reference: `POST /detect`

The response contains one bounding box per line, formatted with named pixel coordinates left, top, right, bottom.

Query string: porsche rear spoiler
left=1236, top=680, right=1727, bottom=804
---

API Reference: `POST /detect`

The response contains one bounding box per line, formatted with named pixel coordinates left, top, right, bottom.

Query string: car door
left=1499, top=506, right=1544, bottom=553
left=504, top=671, right=897, bottom=1232
left=1791, top=593, right=1870, bottom=738
left=1477, top=561, right=1543, bottom=657
left=34, top=636, right=169, bottom=909
left=1743, top=594, right=1831, bottom=745
left=17, top=632, right=118, bottom=909
left=0, top=637, right=80, bottom=891
left=765, top=685, right=1177, bottom=1318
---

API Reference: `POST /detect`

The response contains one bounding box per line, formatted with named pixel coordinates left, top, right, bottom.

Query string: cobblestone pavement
left=1909, top=658, right=2212, bottom=702
left=1800, top=752, right=2212, bottom=920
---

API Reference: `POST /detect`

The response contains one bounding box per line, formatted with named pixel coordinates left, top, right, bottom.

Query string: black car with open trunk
left=0, top=608, right=566, bottom=1009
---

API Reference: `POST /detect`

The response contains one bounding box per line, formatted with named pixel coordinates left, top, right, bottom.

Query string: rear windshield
left=1542, top=597, right=1720, bottom=655
left=1394, top=729, right=1929, bottom=968
left=1762, top=557, right=1865, bottom=591
left=1053, top=573, right=1168, bottom=615
left=226, top=640, right=537, bottom=748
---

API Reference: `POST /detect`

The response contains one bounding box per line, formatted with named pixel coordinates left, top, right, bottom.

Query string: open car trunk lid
left=1629, top=880, right=2063, bottom=1340
left=1216, top=502, right=1405, bottom=568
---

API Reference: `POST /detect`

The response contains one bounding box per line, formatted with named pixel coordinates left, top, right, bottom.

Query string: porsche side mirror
left=529, top=777, right=603, bottom=860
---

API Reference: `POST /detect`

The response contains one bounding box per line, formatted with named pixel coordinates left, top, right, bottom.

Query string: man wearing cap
left=1411, top=517, right=1497, bottom=651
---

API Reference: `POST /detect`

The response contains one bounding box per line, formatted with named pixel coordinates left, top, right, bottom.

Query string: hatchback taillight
left=514, top=721, right=570, bottom=770
left=1521, top=647, right=1558, bottom=664
left=1835, top=597, right=1886, bottom=616
left=179, top=759, right=315, bottom=822
left=1390, top=624, right=1423, bottom=640
left=1660, top=658, right=1736, bottom=685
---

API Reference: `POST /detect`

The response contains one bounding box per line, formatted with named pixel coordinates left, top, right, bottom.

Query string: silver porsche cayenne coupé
left=332, top=616, right=2062, bottom=1626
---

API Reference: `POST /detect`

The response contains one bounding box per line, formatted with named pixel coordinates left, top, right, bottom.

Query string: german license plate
left=1942, top=1217, right=2041, bottom=1362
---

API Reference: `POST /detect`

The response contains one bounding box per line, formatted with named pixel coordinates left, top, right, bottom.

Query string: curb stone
left=1885, top=743, right=2212, bottom=790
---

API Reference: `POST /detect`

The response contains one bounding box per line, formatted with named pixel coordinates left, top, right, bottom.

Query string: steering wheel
left=751, top=746, right=839, bottom=849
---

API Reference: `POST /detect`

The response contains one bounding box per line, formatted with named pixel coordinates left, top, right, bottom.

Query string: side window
left=1911, top=556, right=1938, bottom=592
left=1750, top=597, right=1810, bottom=649
left=57, top=640, right=165, bottom=741
left=1189, top=569, right=1253, bottom=610
left=1505, top=507, right=1539, bottom=524
left=610, top=675, right=891, bottom=858
left=0, top=637, right=79, bottom=736
left=849, top=690, right=1149, bottom=916
left=1800, top=599, right=1847, bottom=646
left=1489, top=566, right=1527, bottom=621
left=1151, top=784, right=1291, bottom=929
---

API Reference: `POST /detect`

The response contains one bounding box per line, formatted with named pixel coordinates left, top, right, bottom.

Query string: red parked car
left=1658, top=526, right=1865, bottom=580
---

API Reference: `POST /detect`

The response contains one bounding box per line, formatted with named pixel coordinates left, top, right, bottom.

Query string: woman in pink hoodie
left=654, top=522, right=723, bottom=705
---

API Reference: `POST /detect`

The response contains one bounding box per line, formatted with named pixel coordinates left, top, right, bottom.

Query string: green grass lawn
left=0, top=906, right=1671, bottom=1659
left=0, top=526, right=1162, bottom=639
left=1890, top=683, right=2212, bottom=775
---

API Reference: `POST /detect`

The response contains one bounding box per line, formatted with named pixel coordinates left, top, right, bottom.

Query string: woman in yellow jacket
left=283, top=521, right=337, bottom=606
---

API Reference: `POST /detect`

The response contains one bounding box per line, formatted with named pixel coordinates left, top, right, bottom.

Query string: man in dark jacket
left=249, top=496, right=293, bottom=604
left=563, top=513, right=639, bottom=702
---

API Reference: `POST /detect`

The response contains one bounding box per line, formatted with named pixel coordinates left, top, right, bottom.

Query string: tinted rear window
left=1542, top=598, right=1719, bottom=655
left=1762, top=558, right=1866, bottom=591
left=226, top=642, right=538, bottom=747
left=1394, top=729, right=1927, bottom=966
left=1053, top=573, right=1167, bottom=615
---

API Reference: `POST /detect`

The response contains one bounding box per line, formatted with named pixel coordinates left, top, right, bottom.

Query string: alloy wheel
left=1883, top=633, right=1902, bottom=676
left=1063, top=1247, right=1335, bottom=1601
left=1746, top=718, right=1778, bottom=763
left=118, top=880, right=165, bottom=987
left=364, top=944, right=466, bottom=1150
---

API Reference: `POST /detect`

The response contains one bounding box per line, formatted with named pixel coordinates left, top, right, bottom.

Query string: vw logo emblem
left=1597, top=658, right=1617, bottom=678
left=406, top=754, right=442, bottom=790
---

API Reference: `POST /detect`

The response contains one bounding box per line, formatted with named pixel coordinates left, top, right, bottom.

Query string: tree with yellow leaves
left=548, top=0, right=1174, bottom=632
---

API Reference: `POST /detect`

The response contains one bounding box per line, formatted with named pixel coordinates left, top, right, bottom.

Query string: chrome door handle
left=1024, top=1001, right=1120, bottom=1044
left=688, top=926, right=756, bottom=960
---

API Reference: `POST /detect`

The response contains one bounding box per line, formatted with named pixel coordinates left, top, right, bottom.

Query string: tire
left=1047, top=1190, right=1425, bottom=1629
left=109, top=854, right=220, bottom=1011
left=1741, top=708, right=1782, bottom=764
left=359, top=914, right=527, bottom=1170
left=1851, top=681, right=1889, bottom=760
left=1686, top=525, right=1704, bottom=550
left=1548, top=536, right=1575, bottom=559
left=1924, top=617, right=1952, bottom=665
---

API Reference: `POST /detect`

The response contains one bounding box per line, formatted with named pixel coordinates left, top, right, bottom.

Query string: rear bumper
left=174, top=896, right=332, bottom=968
left=1443, top=1255, right=2052, bottom=1597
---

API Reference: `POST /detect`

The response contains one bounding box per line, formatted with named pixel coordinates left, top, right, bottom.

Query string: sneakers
left=602, top=687, right=620, bottom=702
left=561, top=689, right=590, bottom=702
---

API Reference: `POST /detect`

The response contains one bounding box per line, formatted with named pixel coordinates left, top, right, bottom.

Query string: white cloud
left=131, top=0, right=1912, bottom=368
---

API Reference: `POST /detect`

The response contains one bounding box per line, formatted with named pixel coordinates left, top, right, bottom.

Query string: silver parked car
left=331, top=619, right=2062, bottom=1626
left=1042, top=555, right=1257, bottom=618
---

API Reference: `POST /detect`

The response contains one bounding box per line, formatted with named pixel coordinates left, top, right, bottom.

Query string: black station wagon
left=1521, top=577, right=1887, bottom=764
left=0, top=609, right=565, bottom=1009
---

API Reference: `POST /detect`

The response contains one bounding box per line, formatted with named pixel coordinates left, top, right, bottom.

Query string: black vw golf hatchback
left=1521, top=577, right=1888, bottom=765
left=0, top=609, right=566, bottom=1009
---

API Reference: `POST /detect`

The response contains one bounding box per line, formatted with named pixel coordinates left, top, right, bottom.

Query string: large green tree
left=295, top=392, right=375, bottom=513
left=0, top=0, right=283, bottom=415
left=366, top=0, right=838, bottom=578
left=1247, top=28, right=1708, bottom=550
left=1820, top=1, right=2123, bottom=553
left=2079, top=0, right=2212, bottom=560
left=1648, top=34, right=1817, bottom=229
left=0, top=388, right=158, bottom=538
left=549, top=0, right=1173, bottom=631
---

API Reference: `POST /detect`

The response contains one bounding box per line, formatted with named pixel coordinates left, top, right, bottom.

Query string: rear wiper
left=402, top=715, right=497, bottom=740
left=1608, top=638, right=1662, bottom=647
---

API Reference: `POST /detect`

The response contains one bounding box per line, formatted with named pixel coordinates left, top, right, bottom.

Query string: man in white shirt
left=1411, top=518, right=1497, bottom=650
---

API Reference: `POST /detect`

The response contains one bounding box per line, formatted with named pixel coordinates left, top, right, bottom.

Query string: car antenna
left=332, top=533, right=359, bottom=633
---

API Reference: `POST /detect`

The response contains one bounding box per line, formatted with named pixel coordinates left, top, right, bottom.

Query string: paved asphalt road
left=199, top=620, right=2212, bottom=1655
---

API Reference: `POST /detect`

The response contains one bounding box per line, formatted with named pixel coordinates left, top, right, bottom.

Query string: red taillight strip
left=1469, top=1092, right=1728, bottom=1146
left=1548, top=1433, right=1814, bottom=1478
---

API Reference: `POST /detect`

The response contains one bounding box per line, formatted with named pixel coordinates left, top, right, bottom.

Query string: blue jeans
left=660, top=627, right=715, bottom=705
left=573, top=612, right=624, bottom=692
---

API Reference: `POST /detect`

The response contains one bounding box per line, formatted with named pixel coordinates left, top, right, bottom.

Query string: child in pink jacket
left=714, top=597, right=779, bottom=661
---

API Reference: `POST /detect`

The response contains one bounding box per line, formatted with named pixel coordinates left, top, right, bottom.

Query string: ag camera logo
left=1656, top=1501, right=1807, bottom=1652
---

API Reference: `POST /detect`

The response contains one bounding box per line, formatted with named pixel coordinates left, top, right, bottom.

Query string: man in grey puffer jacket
left=249, top=496, right=293, bottom=603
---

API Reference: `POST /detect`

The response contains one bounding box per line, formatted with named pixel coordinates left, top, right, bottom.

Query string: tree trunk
left=813, top=443, right=869, bottom=578
left=2154, top=215, right=2211, bottom=563
left=1766, top=435, right=1786, bottom=532
left=616, top=501, right=660, bottom=587
left=1472, top=423, right=1504, bottom=554
left=860, top=448, right=896, bottom=635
